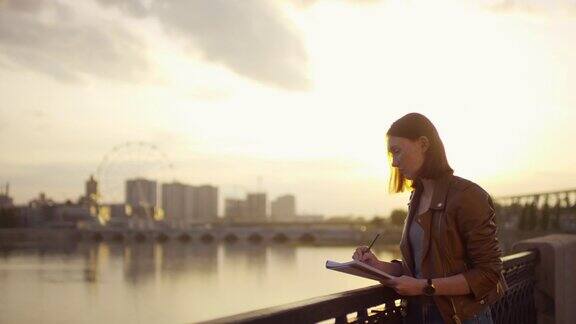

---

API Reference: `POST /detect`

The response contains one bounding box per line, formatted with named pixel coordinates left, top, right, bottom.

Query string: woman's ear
left=419, top=136, right=430, bottom=153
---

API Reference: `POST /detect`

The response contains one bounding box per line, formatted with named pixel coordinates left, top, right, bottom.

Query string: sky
left=1, top=0, right=576, bottom=217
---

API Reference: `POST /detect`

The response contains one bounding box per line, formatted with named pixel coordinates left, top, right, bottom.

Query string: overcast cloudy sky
left=1, top=0, right=576, bottom=216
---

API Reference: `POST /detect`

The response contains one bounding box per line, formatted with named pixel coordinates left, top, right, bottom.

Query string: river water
left=0, top=241, right=400, bottom=323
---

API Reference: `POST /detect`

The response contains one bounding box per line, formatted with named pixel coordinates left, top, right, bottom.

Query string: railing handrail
left=198, top=285, right=401, bottom=324
left=500, top=250, right=537, bottom=265
left=494, top=187, right=576, bottom=201
left=200, top=250, right=538, bottom=324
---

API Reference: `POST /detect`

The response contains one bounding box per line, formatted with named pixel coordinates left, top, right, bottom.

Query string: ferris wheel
left=95, top=142, right=175, bottom=220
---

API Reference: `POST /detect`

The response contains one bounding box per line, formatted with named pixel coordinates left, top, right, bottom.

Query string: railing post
left=335, top=314, right=347, bottom=324
left=357, top=308, right=368, bottom=322
left=513, top=234, right=576, bottom=324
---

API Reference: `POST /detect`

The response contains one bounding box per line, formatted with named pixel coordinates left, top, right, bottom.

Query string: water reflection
left=0, top=241, right=401, bottom=285
left=0, top=241, right=400, bottom=323
left=159, top=242, right=218, bottom=282
left=121, top=243, right=154, bottom=285
left=221, top=242, right=269, bottom=283
left=84, top=243, right=105, bottom=283
left=87, top=242, right=219, bottom=285
left=268, top=244, right=297, bottom=269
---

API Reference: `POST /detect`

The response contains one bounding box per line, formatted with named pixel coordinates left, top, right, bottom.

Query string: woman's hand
left=380, top=276, right=425, bottom=296
left=352, top=246, right=380, bottom=267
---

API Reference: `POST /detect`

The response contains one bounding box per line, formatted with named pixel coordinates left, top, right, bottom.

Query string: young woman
left=352, top=113, right=507, bottom=324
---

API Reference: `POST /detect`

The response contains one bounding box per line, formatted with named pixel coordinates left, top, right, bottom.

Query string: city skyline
left=2, top=2, right=575, bottom=324
left=0, top=175, right=307, bottom=220
left=2, top=0, right=576, bottom=216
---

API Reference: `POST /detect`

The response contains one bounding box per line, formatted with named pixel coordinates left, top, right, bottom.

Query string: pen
left=367, top=233, right=380, bottom=250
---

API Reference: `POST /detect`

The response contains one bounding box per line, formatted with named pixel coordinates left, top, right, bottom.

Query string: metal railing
left=491, top=250, right=538, bottom=324
left=200, top=250, right=538, bottom=324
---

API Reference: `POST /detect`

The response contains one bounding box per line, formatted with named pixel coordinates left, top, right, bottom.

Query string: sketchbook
left=325, top=259, right=395, bottom=281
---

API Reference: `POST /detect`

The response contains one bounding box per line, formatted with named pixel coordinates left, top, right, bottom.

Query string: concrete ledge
left=513, top=234, right=576, bottom=324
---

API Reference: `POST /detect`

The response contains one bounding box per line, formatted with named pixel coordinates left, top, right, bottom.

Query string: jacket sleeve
left=456, top=185, right=503, bottom=301
left=391, top=259, right=409, bottom=276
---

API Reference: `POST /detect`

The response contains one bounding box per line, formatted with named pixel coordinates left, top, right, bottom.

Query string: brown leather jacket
left=397, top=173, right=508, bottom=323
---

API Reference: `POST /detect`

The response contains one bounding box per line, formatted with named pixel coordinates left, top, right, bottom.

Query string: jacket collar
left=429, top=172, right=453, bottom=211
left=411, top=173, right=453, bottom=211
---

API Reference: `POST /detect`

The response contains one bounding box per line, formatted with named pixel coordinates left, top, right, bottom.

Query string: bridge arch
left=299, top=233, right=316, bottom=243
left=92, top=232, right=103, bottom=242
left=224, top=233, right=239, bottom=243
left=178, top=233, right=191, bottom=242
left=134, top=233, right=146, bottom=242
left=156, top=233, right=169, bottom=242
left=201, top=233, right=215, bottom=243
left=248, top=233, right=263, bottom=244
left=112, top=233, right=124, bottom=242
left=272, top=233, right=289, bottom=243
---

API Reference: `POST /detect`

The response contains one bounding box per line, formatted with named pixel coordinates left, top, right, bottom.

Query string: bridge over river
left=79, top=222, right=402, bottom=245
left=74, top=187, right=576, bottom=247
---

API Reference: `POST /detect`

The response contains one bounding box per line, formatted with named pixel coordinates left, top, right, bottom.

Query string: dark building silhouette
left=0, top=183, right=13, bottom=208
left=246, top=193, right=267, bottom=220
left=162, top=182, right=218, bottom=224
left=225, top=198, right=246, bottom=221
left=271, top=194, right=296, bottom=221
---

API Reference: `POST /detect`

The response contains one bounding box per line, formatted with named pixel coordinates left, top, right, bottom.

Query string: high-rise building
left=196, top=185, right=218, bottom=222
left=271, top=194, right=296, bottom=221
left=246, top=193, right=267, bottom=220
left=225, top=198, right=245, bottom=221
left=161, top=183, right=218, bottom=224
left=161, top=182, right=187, bottom=221
left=184, top=185, right=197, bottom=221
left=126, top=178, right=157, bottom=209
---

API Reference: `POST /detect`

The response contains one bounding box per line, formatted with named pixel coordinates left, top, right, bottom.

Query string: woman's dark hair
left=386, top=113, right=453, bottom=193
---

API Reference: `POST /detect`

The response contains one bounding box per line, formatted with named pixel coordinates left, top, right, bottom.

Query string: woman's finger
left=380, top=277, right=397, bottom=287
left=361, top=251, right=374, bottom=262
left=354, top=247, right=367, bottom=260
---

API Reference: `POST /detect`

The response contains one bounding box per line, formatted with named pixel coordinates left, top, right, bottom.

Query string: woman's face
left=387, top=136, right=428, bottom=180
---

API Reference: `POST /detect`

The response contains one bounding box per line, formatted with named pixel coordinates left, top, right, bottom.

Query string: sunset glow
left=1, top=0, right=576, bottom=216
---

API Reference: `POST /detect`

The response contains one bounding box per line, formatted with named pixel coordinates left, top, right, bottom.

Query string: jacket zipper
left=433, top=209, right=462, bottom=324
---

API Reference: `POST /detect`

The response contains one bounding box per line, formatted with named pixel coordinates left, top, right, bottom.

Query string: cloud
left=288, top=0, right=381, bottom=9
left=98, top=0, right=311, bottom=90
left=0, top=0, right=310, bottom=90
left=0, top=0, right=149, bottom=83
